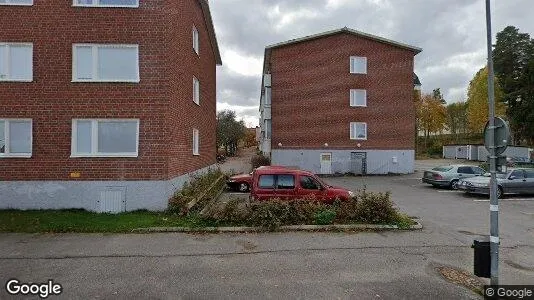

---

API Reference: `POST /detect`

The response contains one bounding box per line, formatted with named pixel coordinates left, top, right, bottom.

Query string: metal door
left=320, top=153, right=332, bottom=174
left=350, top=152, right=367, bottom=175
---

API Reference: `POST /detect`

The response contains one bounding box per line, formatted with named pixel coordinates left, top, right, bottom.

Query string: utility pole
left=485, top=0, right=499, bottom=286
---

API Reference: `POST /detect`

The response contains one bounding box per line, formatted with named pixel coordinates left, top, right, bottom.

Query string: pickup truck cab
left=251, top=167, right=353, bottom=203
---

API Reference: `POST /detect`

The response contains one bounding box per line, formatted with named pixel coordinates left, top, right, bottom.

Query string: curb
left=132, top=219, right=422, bottom=233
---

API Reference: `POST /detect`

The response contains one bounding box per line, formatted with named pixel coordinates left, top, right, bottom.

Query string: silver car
left=458, top=168, right=534, bottom=198
left=422, top=165, right=486, bottom=189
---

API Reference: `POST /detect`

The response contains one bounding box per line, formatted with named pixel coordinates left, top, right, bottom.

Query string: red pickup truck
left=250, top=167, right=353, bottom=203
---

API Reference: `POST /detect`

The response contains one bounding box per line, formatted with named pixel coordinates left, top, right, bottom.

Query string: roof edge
left=198, top=0, right=222, bottom=65
left=266, top=27, right=422, bottom=54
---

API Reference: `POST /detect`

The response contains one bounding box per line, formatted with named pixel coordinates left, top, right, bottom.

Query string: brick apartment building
left=259, top=27, right=421, bottom=175
left=0, top=0, right=221, bottom=212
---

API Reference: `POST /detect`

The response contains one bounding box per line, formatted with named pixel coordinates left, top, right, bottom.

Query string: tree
left=466, top=67, right=506, bottom=133
left=446, top=101, right=468, bottom=142
left=417, top=93, right=447, bottom=148
left=493, top=26, right=534, bottom=144
left=216, top=110, right=246, bottom=156
left=432, top=88, right=446, bottom=104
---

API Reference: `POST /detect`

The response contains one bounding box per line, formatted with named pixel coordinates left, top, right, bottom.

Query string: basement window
left=0, top=119, right=32, bottom=158
left=71, top=119, right=139, bottom=157
left=73, top=0, right=139, bottom=8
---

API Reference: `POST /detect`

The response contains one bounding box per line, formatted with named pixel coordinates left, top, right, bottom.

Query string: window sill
left=72, top=4, right=139, bottom=8
left=349, top=72, right=367, bottom=75
left=0, top=154, right=32, bottom=158
left=350, top=138, right=368, bottom=141
left=70, top=154, right=138, bottom=158
left=71, top=79, right=140, bottom=83
left=0, top=3, right=33, bottom=6
left=193, top=153, right=200, bottom=156
left=0, top=79, right=33, bottom=82
left=350, top=105, right=367, bottom=108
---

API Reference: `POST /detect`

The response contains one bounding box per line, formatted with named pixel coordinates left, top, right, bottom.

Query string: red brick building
left=0, top=0, right=221, bottom=212
left=259, top=28, right=421, bottom=174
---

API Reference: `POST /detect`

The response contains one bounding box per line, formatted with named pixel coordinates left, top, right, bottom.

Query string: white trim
left=192, top=128, right=200, bottom=156
left=71, top=119, right=140, bottom=158
left=0, top=43, right=33, bottom=82
left=72, top=44, right=140, bottom=83
left=193, top=76, right=200, bottom=105
left=0, top=118, right=33, bottom=158
left=489, top=236, right=499, bottom=243
left=0, top=0, right=33, bottom=6
left=490, top=204, right=499, bottom=212
left=350, top=89, right=367, bottom=107
left=350, top=122, right=367, bottom=140
left=192, top=25, right=200, bottom=56
left=72, top=0, right=139, bottom=8
left=350, top=56, right=367, bottom=74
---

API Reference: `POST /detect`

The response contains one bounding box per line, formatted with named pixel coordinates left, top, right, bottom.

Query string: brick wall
left=270, top=33, right=416, bottom=151
left=0, top=0, right=217, bottom=181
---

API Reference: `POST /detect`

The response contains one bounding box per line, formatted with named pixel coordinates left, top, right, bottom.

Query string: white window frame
left=0, top=119, right=33, bottom=158
left=72, top=44, right=140, bottom=83
left=264, top=88, right=271, bottom=106
left=350, top=56, right=367, bottom=74
left=193, top=25, right=199, bottom=55
left=350, top=122, right=367, bottom=140
left=71, top=119, right=140, bottom=158
left=192, top=128, right=200, bottom=156
left=0, top=43, right=33, bottom=82
left=0, top=0, right=33, bottom=6
left=350, top=89, right=367, bottom=107
left=193, top=76, right=200, bottom=105
left=72, top=0, right=139, bottom=8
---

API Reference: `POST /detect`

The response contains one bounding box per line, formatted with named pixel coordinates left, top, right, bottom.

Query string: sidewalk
left=218, top=147, right=256, bottom=175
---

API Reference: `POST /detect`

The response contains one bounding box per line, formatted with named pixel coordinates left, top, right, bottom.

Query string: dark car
left=458, top=168, right=534, bottom=198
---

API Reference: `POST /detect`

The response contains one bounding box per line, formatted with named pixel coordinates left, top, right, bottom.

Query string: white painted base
left=0, top=165, right=217, bottom=212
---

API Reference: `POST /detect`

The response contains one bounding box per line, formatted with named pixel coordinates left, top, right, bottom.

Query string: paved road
left=1, top=164, right=533, bottom=299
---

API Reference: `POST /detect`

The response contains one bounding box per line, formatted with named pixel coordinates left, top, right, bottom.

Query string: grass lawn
left=0, top=210, right=215, bottom=233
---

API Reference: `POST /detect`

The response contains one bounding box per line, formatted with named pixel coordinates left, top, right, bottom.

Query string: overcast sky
left=210, top=0, right=534, bottom=127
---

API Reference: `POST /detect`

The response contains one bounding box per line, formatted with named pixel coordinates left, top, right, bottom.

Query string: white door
left=320, top=153, right=332, bottom=174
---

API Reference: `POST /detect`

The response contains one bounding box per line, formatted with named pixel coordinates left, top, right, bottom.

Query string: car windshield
left=432, top=166, right=452, bottom=172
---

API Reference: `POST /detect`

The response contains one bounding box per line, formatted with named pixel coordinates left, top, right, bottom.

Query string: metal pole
left=485, top=0, right=499, bottom=286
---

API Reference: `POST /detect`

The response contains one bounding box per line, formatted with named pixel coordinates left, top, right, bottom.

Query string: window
left=72, top=44, right=139, bottom=82
left=264, top=88, right=271, bottom=106
left=71, top=119, right=139, bottom=157
left=193, top=76, right=200, bottom=105
left=0, top=43, right=33, bottom=81
left=0, top=0, right=32, bottom=5
left=264, top=120, right=272, bottom=139
left=525, top=169, right=534, bottom=178
left=350, top=122, right=367, bottom=140
left=0, top=119, right=32, bottom=158
left=350, top=56, right=367, bottom=74
left=300, top=175, right=320, bottom=190
left=472, top=167, right=485, bottom=175
left=73, top=0, right=139, bottom=8
left=350, top=89, right=366, bottom=107
left=510, top=170, right=526, bottom=179
left=192, top=25, right=199, bottom=55
left=277, top=175, right=295, bottom=189
left=258, top=175, right=275, bottom=189
left=192, top=128, right=199, bottom=155
left=457, top=166, right=474, bottom=174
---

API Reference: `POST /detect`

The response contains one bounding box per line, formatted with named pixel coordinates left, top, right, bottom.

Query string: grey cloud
left=211, top=0, right=534, bottom=125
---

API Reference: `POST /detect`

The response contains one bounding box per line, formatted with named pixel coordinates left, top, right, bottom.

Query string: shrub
left=355, top=190, right=396, bottom=224
left=251, top=154, right=271, bottom=169
left=314, top=209, right=336, bottom=225
left=168, top=168, right=225, bottom=216
left=332, top=197, right=359, bottom=222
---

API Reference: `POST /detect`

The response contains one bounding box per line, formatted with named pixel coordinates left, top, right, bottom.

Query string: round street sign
left=484, top=117, right=510, bottom=155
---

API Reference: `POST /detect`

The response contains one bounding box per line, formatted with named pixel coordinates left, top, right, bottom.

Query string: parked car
left=226, top=166, right=287, bottom=192
left=506, top=156, right=534, bottom=167
left=250, top=167, right=353, bottom=203
left=422, top=165, right=486, bottom=189
left=458, top=168, right=534, bottom=198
